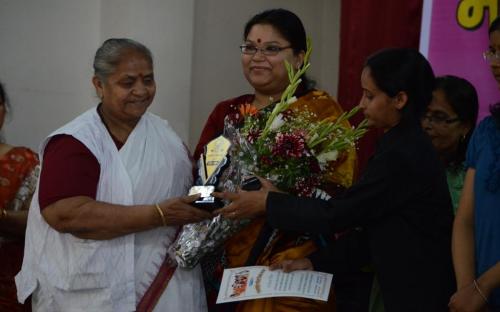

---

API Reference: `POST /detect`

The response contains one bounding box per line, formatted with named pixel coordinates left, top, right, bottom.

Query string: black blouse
left=266, top=121, right=455, bottom=312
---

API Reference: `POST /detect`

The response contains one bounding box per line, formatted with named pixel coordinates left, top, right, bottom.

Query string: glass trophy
left=189, top=135, right=231, bottom=211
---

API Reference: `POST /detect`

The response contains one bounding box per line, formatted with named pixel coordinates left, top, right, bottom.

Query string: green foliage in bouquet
left=234, top=38, right=368, bottom=196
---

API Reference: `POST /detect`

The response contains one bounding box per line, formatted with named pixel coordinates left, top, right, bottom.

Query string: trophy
left=188, top=135, right=231, bottom=211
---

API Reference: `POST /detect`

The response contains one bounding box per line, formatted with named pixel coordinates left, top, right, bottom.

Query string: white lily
left=317, top=150, right=339, bottom=164
left=269, top=114, right=285, bottom=131
left=287, top=96, right=297, bottom=104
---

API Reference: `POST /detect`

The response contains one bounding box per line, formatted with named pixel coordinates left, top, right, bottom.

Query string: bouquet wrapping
left=171, top=40, right=367, bottom=268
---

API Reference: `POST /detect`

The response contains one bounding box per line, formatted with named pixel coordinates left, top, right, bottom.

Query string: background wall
left=0, top=0, right=100, bottom=149
left=0, top=0, right=340, bottom=151
left=189, top=0, right=340, bottom=147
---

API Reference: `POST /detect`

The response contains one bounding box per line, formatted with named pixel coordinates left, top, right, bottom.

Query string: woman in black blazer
left=214, top=48, right=455, bottom=312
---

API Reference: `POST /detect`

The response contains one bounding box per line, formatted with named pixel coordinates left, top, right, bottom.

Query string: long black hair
left=0, top=81, right=10, bottom=113
left=365, top=48, right=435, bottom=124
left=243, top=8, right=315, bottom=91
left=0, top=81, right=10, bottom=143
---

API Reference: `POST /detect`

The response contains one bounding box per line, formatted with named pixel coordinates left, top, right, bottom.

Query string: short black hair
left=243, top=8, right=314, bottom=91
left=435, top=75, right=478, bottom=127
left=244, top=9, right=306, bottom=55
left=365, top=48, right=435, bottom=123
left=435, top=75, right=479, bottom=166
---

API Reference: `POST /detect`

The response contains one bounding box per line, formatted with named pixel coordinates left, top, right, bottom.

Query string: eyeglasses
left=240, top=44, right=292, bottom=56
left=483, top=50, right=500, bottom=63
left=421, top=113, right=460, bottom=125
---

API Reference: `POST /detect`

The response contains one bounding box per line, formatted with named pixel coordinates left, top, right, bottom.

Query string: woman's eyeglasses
left=483, top=50, right=500, bottom=63
left=421, top=113, right=460, bottom=125
left=240, top=44, right=291, bottom=56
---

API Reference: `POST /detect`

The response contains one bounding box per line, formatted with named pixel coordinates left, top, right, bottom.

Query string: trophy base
left=188, top=185, right=224, bottom=211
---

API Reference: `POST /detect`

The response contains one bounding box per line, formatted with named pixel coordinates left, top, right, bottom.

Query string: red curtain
left=338, top=0, right=423, bottom=172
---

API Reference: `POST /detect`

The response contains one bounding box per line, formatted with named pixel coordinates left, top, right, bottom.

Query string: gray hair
left=93, top=38, right=153, bottom=82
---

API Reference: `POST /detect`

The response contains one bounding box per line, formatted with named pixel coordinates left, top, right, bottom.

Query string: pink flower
left=272, top=132, right=306, bottom=158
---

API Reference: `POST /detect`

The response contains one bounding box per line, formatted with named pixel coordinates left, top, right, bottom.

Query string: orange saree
left=222, top=90, right=357, bottom=312
left=0, top=146, right=38, bottom=312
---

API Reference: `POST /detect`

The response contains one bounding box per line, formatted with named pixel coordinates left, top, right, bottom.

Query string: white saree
left=16, top=108, right=207, bottom=312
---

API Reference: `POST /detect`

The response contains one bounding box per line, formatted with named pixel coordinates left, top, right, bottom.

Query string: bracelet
left=0, top=209, right=7, bottom=219
left=473, top=279, right=489, bottom=304
left=154, top=204, right=167, bottom=227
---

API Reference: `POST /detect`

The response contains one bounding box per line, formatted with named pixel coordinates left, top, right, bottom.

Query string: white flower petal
left=317, top=150, right=339, bottom=163
left=269, top=114, right=285, bottom=131
left=287, top=96, right=297, bottom=104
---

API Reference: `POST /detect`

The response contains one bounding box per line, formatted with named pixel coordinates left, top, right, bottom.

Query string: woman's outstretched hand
left=158, top=194, right=212, bottom=225
left=212, top=177, right=280, bottom=219
left=269, top=258, right=314, bottom=273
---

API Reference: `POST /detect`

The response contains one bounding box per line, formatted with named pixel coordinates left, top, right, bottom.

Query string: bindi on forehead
left=257, top=38, right=261, bottom=43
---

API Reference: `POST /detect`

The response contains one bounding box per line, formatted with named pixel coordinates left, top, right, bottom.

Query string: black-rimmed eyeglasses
left=240, top=44, right=292, bottom=56
left=421, top=114, right=460, bottom=125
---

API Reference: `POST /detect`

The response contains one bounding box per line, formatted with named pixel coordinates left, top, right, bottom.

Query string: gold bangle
left=154, top=204, right=167, bottom=226
left=473, top=279, right=489, bottom=304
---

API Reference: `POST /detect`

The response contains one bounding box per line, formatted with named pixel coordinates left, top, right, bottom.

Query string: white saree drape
left=16, top=108, right=206, bottom=312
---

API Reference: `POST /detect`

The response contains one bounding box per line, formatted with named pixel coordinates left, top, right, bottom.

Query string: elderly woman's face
left=421, top=89, right=470, bottom=156
left=94, top=50, right=156, bottom=124
left=241, top=24, right=303, bottom=96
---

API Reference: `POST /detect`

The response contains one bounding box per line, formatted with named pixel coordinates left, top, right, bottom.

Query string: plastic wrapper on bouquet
left=170, top=120, right=255, bottom=269
left=170, top=39, right=367, bottom=269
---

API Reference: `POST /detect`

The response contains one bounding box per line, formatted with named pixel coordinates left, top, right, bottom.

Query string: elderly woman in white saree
left=15, top=38, right=211, bottom=312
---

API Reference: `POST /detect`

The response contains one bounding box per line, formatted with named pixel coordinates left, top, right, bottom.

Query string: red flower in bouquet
left=272, top=131, right=308, bottom=158
left=260, top=155, right=273, bottom=166
left=247, top=128, right=262, bottom=144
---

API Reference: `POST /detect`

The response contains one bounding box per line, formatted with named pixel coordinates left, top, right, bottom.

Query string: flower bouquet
left=171, top=39, right=368, bottom=268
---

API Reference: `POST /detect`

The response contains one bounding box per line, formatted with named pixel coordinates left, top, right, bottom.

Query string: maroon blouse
left=193, top=94, right=254, bottom=161
left=39, top=133, right=123, bottom=210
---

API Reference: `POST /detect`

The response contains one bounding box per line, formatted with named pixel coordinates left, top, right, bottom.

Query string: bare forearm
left=42, top=196, right=160, bottom=240
left=0, top=210, right=28, bottom=238
left=452, top=216, right=476, bottom=289
left=452, top=168, right=476, bottom=289
left=478, top=261, right=500, bottom=298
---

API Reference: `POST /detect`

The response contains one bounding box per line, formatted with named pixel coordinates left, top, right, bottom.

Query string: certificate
left=216, top=266, right=333, bottom=304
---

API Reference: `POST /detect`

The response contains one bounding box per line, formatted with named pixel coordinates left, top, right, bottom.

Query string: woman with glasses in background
left=195, top=8, right=358, bottom=312
left=449, top=17, right=500, bottom=312
left=421, top=75, right=479, bottom=213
